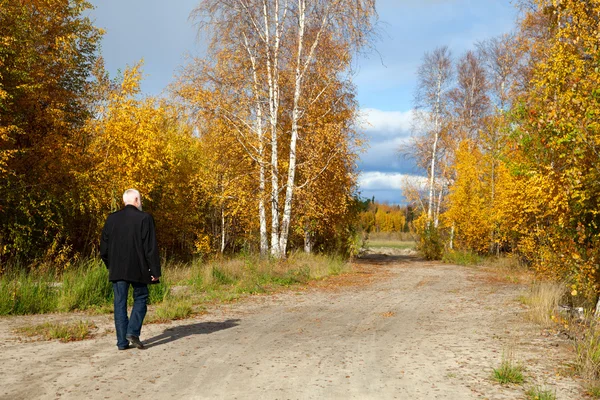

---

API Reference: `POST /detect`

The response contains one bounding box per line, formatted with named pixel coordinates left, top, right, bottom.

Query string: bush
left=417, top=224, right=443, bottom=260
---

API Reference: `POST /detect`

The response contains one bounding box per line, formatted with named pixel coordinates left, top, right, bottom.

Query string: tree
left=0, top=0, right=103, bottom=262
left=190, top=0, right=376, bottom=257
left=411, top=46, right=453, bottom=228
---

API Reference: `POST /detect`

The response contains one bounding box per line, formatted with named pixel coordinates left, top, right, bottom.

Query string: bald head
left=123, top=189, right=142, bottom=211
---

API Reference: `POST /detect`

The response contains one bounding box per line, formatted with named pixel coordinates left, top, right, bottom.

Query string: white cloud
left=358, top=171, right=427, bottom=191
left=358, top=108, right=414, bottom=137
left=360, top=137, right=415, bottom=174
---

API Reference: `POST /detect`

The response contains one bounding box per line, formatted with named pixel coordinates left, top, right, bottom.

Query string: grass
left=442, top=250, right=483, bottom=266
left=58, top=259, right=113, bottom=311
left=587, top=383, right=600, bottom=398
left=492, top=349, right=524, bottom=385
left=575, top=324, right=600, bottom=384
left=525, top=386, right=556, bottom=400
left=146, top=297, right=195, bottom=324
left=521, top=281, right=565, bottom=328
left=367, top=240, right=415, bottom=250
left=0, top=252, right=353, bottom=322
left=483, top=255, right=530, bottom=284
left=0, top=272, right=58, bottom=315
left=15, top=320, right=97, bottom=342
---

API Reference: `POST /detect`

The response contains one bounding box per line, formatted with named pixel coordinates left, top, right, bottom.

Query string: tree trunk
left=279, top=0, right=306, bottom=256
left=220, top=205, right=226, bottom=253
left=304, top=230, right=313, bottom=253
left=427, top=72, right=443, bottom=224
left=264, top=0, right=282, bottom=258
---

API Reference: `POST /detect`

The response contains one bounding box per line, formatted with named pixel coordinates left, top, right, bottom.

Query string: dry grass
left=522, top=281, right=565, bottom=328
left=15, top=320, right=97, bottom=342
left=481, top=255, right=531, bottom=284
left=575, top=323, right=600, bottom=388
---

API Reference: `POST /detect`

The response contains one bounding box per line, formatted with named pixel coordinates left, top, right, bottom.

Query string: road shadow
left=143, top=319, right=241, bottom=348
left=355, top=252, right=420, bottom=266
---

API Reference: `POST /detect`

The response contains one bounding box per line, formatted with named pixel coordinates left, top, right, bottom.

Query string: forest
left=0, top=0, right=377, bottom=270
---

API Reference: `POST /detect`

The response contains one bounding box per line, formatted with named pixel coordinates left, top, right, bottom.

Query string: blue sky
left=89, top=0, right=518, bottom=204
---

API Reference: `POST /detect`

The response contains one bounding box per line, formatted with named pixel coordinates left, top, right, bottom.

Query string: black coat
left=100, top=205, right=161, bottom=284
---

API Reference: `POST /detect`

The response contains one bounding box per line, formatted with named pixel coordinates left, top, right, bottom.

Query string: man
left=100, top=189, right=161, bottom=350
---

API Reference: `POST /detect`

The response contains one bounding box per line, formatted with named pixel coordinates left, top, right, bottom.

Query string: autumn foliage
left=0, top=1, right=369, bottom=269
left=408, top=0, right=600, bottom=303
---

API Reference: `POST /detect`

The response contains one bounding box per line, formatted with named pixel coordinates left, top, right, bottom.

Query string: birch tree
left=412, top=46, right=453, bottom=228
left=191, top=0, right=376, bottom=258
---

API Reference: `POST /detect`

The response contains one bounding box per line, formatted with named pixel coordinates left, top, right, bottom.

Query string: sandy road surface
left=0, top=254, right=584, bottom=399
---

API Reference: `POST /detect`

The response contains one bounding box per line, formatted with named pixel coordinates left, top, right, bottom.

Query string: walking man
left=100, top=189, right=161, bottom=350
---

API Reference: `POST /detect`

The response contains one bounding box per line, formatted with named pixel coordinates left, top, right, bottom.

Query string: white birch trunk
left=262, top=0, right=283, bottom=257
left=280, top=0, right=329, bottom=256
left=304, top=230, right=313, bottom=253
left=243, top=28, right=269, bottom=257
left=427, top=74, right=443, bottom=224
left=221, top=204, right=226, bottom=253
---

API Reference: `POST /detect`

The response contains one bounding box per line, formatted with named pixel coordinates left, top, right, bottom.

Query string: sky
left=89, top=0, right=519, bottom=204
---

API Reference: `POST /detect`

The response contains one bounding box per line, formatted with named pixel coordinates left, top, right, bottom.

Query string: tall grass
left=58, top=259, right=112, bottom=311
left=576, top=324, right=600, bottom=383
left=0, top=272, right=57, bottom=315
left=1, top=252, right=353, bottom=316
left=522, top=281, right=565, bottom=328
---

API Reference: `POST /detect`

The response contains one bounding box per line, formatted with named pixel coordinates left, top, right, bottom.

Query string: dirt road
left=0, top=253, right=584, bottom=399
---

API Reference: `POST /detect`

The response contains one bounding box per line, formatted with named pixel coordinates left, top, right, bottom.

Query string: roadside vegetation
left=15, top=320, right=97, bottom=343
left=1, top=253, right=351, bottom=319
left=492, top=350, right=524, bottom=385
left=403, top=1, right=600, bottom=396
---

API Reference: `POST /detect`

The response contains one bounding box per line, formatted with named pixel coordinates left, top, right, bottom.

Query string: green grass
left=15, top=320, right=97, bottom=342
left=146, top=297, right=194, bottom=323
left=0, top=272, right=58, bottom=315
left=58, top=259, right=112, bottom=311
left=525, top=386, right=556, bottom=400
left=442, top=250, right=483, bottom=266
left=587, top=382, right=600, bottom=398
left=492, top=351, right=525, bottom=385
left=367, top=240, right=415, bottom=250
left=0, top=253, right=354, bottom=324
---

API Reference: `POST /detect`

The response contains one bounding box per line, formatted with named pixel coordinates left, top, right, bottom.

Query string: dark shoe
left=118, top=344, right=130, bottom=350
left=126, top=335, right=145, bottom=349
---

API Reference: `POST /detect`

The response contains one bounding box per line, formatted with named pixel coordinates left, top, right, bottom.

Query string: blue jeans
left=112, top=281, right=149, bottom=349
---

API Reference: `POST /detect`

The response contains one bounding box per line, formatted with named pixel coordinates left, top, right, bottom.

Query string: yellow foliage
left=444, top=140, right=492, bottom=253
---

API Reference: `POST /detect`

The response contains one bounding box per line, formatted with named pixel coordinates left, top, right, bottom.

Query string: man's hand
left=151, top=275, right=159, bottom=282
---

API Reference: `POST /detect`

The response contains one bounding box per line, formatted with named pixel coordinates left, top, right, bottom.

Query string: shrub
left=417, top=224, right=443, bottom=260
